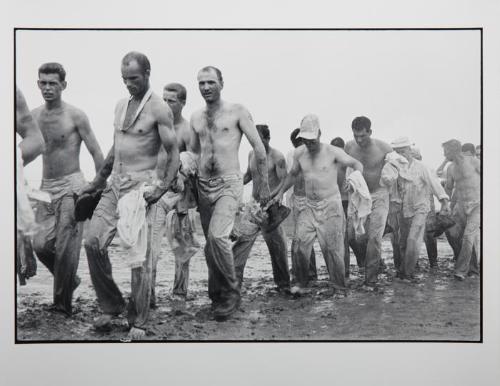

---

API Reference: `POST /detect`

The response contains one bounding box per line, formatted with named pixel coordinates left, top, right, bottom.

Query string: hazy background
left=16, top=29, right=481, bottom=191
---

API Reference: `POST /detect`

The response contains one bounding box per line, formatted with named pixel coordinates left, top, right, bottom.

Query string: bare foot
left=94, top=314, right=113, bottom=330
left=127, top=327, right=146, bottom=341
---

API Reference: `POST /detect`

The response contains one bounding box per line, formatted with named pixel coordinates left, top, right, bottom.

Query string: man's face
left=443, top=146, right=457, bottom=162
left=352, top=128, right=371, bottom=147
left=197, top=69, right=222, bottom=103
left=259, top=131, right=270, bottom=151
left=121, top=60, right=149, bottom=97
left=302, top=134, right=321, bottom=153
left=163, top=90, right=184, bottom=116
left=37, top=73, right=66, bottom=102
left=395, top=146, right=413, bottom=161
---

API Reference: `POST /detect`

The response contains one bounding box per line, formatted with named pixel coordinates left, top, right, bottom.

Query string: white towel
left=117, top=184, right=150, bottom=268
left=16, top=146, right=37, bottom=235
left=347, top=170, right=372, bottom=237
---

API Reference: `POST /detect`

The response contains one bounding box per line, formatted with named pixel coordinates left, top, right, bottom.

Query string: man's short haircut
left=164, top=83, right=187, bottom=103
left=122, top=51, right=151, bottom=74
left=38, top=62, right=66, bottom=82
left=256, top=124, right=270, bottom=138
left=462, top=143, right=476, bottom=155
left=200, top=66, right=223, bottom=83
left=442, top=139, right=462, bottom=153
left=290, top=128, right=301, bottom=147
left=330, top=137, right=345, bottom=148
left=352, top=116, right=371, bottom=132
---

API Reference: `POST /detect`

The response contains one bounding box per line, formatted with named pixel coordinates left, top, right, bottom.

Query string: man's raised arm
left=16, top=88, right=45, bottom=165
left=237, top=106, right=269, bottom=205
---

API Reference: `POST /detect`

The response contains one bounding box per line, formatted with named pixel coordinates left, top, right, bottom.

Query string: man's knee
left=84, top=235, right=102, bottom=257
left=32, top=234, right=50, bottom=256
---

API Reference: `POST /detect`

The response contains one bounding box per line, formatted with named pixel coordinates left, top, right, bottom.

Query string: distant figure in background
left=391, top=137, right=450, bottom=282
left=411, top=146, right=438, bottom=269
left=233, top=124, right=290, bottom=292
left=475, top=145, right=481, bottom=160
left=461, top=143, right=476, bottom=157
left=31, top=62, right=104, bottom=316
left=330, top=137, right=351, bottom=277
left=443, top=139, right=481, bottom=280
left=286, top=128, right=317, bottom=281
left=345, top=116, right=392, bottom=289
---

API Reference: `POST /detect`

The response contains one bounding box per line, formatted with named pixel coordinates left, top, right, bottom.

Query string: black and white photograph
left=15, top=28, right=482, bottom=342
left=4, top=0, right=500, bottom=385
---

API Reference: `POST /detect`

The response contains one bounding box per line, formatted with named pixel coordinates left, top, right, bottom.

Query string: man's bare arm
left=16, top=88, right=45, bottom=165
left=188, top=114, right=201, bottom=154
left=334, top=147, right=364, bottom=173
left=444, top=163, right=455, bottom=197
left=243, top=151, right=253, bottom=185
left=155, top=104, right=180, bottom=195
left=271, top=151, right=288, bottom=195
left=237, top=106, right=269, bottom=204
left=74, top=110, right=104, bottom=173
left=270, top=149, right=300, bottom=199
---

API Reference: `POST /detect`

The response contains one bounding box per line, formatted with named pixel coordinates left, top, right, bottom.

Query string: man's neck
left=173, top=112, right=185, bottom=125
left=206, top=98, right=222, bottom=111
left=131, top=84, right=150, bottom=101
left=45, top=99, right=63, bottom=111
left=359, top=138, right=373, bottom=149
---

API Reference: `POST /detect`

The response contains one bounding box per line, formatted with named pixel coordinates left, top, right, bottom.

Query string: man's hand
left=143, top=186, right=167, bottom=205
left=77, top=180, right=104, bottom=196
left=257, top=183, right=271, bottom=207
left=440, top=199, right=451, bottom=215
left=263, top=189, right=283, bottom=211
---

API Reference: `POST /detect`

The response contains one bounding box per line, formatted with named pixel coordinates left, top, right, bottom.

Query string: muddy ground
left=16, top=231, right=480, bottom=342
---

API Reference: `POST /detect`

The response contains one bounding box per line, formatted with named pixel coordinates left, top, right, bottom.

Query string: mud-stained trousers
left=150, top=202, right=199, bottom=303
left=293, top=196, right=346, bottom=290
left=387, top=201, right=402, bottom=271
left=454, top=202, right=480, bottom=277
left=197, top=175, right=242, bottom=304
left=398, top=212, right=427, bottom=278
left=84, top=171, right=158, bottom=328
left=290, top=194, right=317, bottom=280
left=348, top=188, right=389, bottom=285
left=232, top=202, right=290, bottom=289
left=33, top=172, right=86, bottom=315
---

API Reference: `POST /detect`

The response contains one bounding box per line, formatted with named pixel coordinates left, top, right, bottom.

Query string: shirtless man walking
left=271, top=115, right=363, bottom=294
left=81, top=52, right=179, bottom=339
left=443, top=139, right=481, bottom=280
left=233, top=124, right=290, bottom=292
left=190, top=66, right=270, bottom=320
left=151, top=82, right=199, bottom=303
left=31, top=63, right=104, bottom=316
left=345, top=116, right=392, bottom=289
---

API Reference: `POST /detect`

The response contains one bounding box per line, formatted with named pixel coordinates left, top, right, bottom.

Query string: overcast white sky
left=16, top=29, right=481, bottom=186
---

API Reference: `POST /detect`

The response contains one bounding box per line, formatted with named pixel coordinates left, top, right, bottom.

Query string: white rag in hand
left=347, top=170, right=372, bottom=238
left=117, top=184, right=151, bottom=268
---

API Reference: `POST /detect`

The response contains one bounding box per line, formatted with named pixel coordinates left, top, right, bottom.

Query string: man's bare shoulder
left=149, top=94, right=173, bottom=119
left=270, top=147, right=285, bottom=161
left=372, top=138, right=392, bottom=153
left=65, top=103, right=90, bottom=124
left=344, top=139, right=357, bottom=153
left=30, top=105, right=43, bottom=118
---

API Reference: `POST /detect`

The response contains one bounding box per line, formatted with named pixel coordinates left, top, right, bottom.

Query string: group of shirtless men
left=16, top=51, right=481, bottom=340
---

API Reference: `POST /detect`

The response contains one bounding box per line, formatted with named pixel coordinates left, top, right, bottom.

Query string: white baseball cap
left=298, top=114, right=320, bottom=140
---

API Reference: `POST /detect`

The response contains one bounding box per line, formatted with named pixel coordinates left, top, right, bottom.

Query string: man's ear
left=61, top=81, right=67, bottom=90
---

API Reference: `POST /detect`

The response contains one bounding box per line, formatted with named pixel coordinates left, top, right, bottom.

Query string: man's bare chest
left=195, top=113, right=238, bottom=139
left=39, top=113, right=78, bottom=148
